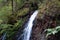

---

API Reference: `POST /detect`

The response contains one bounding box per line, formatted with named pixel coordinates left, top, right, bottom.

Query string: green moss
left=17, top=8, right=29, bottom=16
left=0, top=3, right=12, bottom=23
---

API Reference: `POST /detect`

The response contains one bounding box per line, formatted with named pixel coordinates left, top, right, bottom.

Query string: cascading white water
left=23, top=10, right=38, bottom=40
left=2, top=33, right=6, bottom=40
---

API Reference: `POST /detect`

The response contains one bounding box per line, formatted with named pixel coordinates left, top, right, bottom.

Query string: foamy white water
left=23, top=10, right=38, bottom=40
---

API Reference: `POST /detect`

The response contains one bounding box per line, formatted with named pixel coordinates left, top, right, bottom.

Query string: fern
left=46, top=26, right=60, bottom=37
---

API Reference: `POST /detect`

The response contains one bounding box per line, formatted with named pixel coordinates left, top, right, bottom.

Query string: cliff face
left=30, top=0, right=60, bottom=40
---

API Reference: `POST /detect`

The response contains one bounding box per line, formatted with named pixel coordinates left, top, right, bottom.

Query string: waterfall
left=2, top=33, right=6, bottom=40
left=23, top=10, right=38, bottom=40
left=17, top=10, right=38, bottom=40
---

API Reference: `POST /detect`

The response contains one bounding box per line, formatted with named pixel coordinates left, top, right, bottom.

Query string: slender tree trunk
left=11, top=0, right=14, bottom=14
left=11, top=0, right=17, bottom=14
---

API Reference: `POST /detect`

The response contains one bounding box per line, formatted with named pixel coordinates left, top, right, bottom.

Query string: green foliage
left=6, top=18, right=26, bottom=40
left=46, top=26, right=60, bottom=37
left=0, top=24, right=12, bottom=35
left=17, top=0, right=24, bottom=9
left=0, top=3, right=12, bottom=23
left=0, top=18, right=26, bottom=40
left=17, top=8, right=29, bottom=16
left=0, top=0, right=3, bottom=3
left=0, top=0, right=29, bottom=40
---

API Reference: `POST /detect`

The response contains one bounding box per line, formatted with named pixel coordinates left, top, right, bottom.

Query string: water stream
left=2, top=33, right=6, bottom=40
left=17, top=10, right=38, bottom=40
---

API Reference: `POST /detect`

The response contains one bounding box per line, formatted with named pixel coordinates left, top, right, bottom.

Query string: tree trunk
left=11, top=0, right=17, bottom=14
